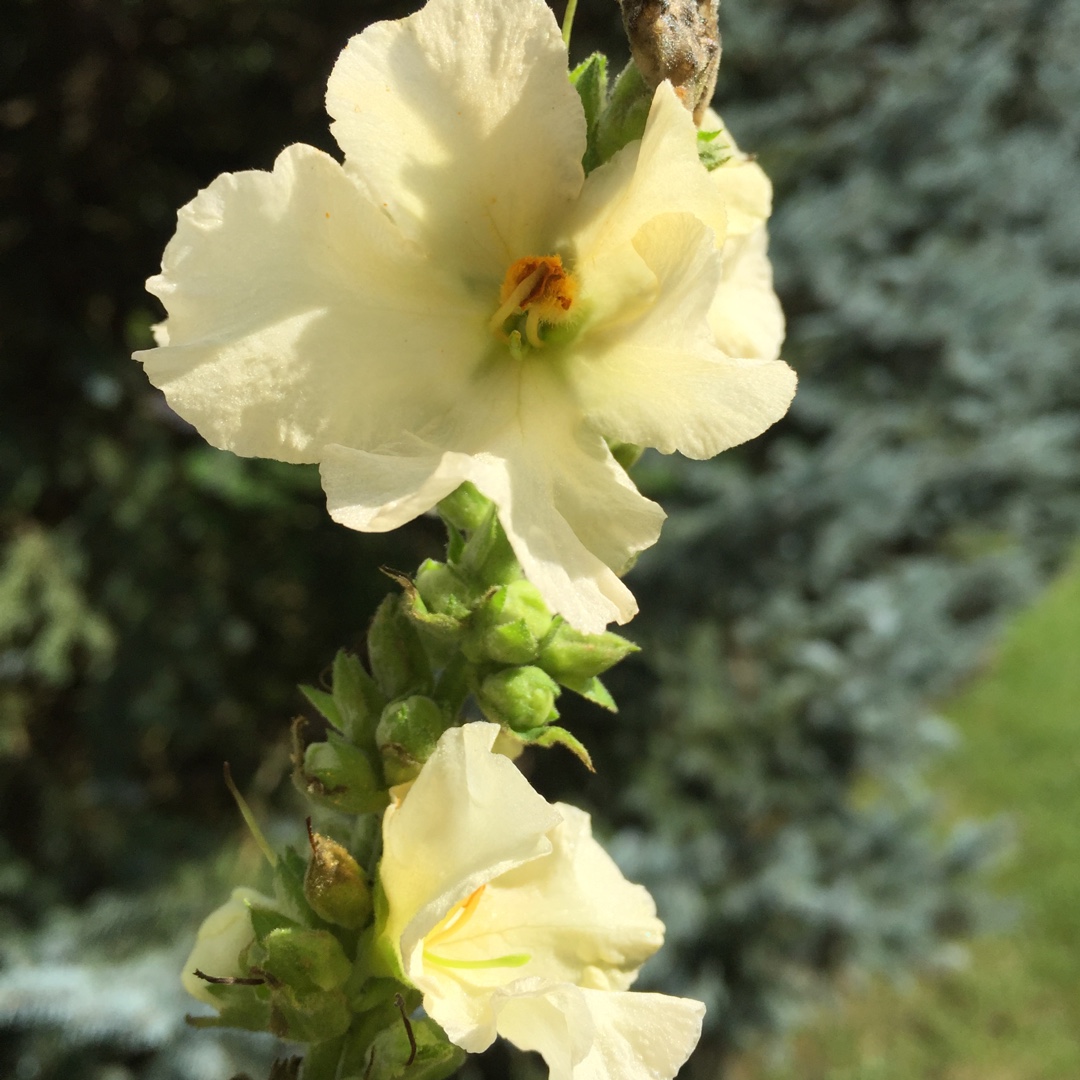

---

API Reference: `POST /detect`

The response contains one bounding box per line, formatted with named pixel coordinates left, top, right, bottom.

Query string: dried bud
left=304, top=826, right=373, bottom=930
left=619, top=0, right=721, bottom=123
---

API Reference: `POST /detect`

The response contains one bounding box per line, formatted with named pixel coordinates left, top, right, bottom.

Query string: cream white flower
left=378, top=722, right=705, bottom=1079
left=136, top=0, right=795, bottom=633
left=181, top=886, right=275, bottom=1006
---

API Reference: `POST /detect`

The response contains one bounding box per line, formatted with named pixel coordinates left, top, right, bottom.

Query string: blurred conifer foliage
left=1, top=0, right=1078, bottom=1077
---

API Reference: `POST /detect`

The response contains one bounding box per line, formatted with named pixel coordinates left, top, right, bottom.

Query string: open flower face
left=136, top=0, right=795, bottom=632
left=378, top=723, right=705, bottom=1079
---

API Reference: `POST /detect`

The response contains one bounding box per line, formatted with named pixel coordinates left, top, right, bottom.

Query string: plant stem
left=562, top=0, right=578, bottom=47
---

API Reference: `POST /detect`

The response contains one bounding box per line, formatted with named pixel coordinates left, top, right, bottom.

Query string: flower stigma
left=489, top=255, right=578, bottom=350
left=422, top=884, right=531, bottom=972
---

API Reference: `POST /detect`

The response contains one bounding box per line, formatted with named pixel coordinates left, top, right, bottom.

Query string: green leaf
left=274, top=846, right=314, bottom=923
left=249, top=903, right=301, bottom=945
left=570, top=52, right=609, bottom=173
left=517, top=724, right=594, bottom=771
left=697, top=128, right=732, bottom=171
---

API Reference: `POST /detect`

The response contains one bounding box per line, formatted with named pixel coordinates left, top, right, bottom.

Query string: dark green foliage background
left=2, top=0, right=1078, bottom=1077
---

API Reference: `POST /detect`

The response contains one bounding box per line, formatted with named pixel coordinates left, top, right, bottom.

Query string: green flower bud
left=467, top=580, right=554, bottom=664
left=537, top=621, right=639, bottom=682
left=414, top=559, right=473, bottom=618
left=477, top=666, right=560, bottom=732
left=376, top=695, right=449, bottom=786
left=304, top=827, right=373, bottom=930
left=300, top=731, right=387, bottom=815
left=260, top=927, right=352, bottom=993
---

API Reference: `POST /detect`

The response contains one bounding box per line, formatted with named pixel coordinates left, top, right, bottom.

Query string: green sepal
left=349, top=976, right=409, bottom=1015
left=299, top=685, right=344, bottom=734
left=367, top=881, right=407, bottom=985
left=331, top=649, right=386, bottom=749
left=436, top=481, right=492, bottom=532
left=361, top=1017, right=466, bottom=1080
left=594, top=61, right=651, bottom=168
left=465, top=580, right=554, bottom=665
left=558, top=673, right=619, bottom=713
left=515, top=724, right=595, bottom=771
left=300, top=731, right=388, bottom=815
left=388, top=569, right=465, bottom=655
left=697, top=128, right=732, bottom=171
left=476, top=666, right=560, bottom=732
left=186, top=983, right=271, bottom=1033
left=457, top=504, right=521, bottom=588
left=570, top=52, right=609, bottom=174
left=537, top=621, right=639, bottom=681
left=476, top=618, right=541, bottom=665
left=269, top=983, right=352, bottom=1043
left=260, top=927, right=352, bottom=993
left=368, top=594, right=433, bottom=701
left=249, top=903, right=302, bottom=945
left=274, top=846, right=315, bottom=925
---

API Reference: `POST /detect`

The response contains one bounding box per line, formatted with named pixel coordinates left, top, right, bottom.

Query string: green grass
left=732, top=553, right=1080, bottom=1080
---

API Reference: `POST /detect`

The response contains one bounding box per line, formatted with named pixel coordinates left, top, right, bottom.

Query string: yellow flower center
left=489, top=255, right=578, bottom=350
left=422, top=884, right=530, bottom=972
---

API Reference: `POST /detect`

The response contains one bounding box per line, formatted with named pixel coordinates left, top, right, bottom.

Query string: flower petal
left=321, top=364, right=664, bottom=633
left=494, top=984, right=705, bottom=1080
left=700, top=107, right=774, bottom=237
left=571, top=83, right=727, bottom=264
left=326, top=0, right=585, bottom=280
left=431, top=804, right=663, bottom=991
left=711, top=226, right=786, bottom=362
left=181, top=886, right=275, bottom=1006
left=137, top=143, right=487, bottom=461
left=573, top=212, right=796, bottom=459
left=380, top=723, right=561, bottom=974
left=568, top=83, right=728, bottom=327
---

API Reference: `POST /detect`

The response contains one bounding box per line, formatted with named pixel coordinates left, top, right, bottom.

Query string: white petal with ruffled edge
left=571, top=213, right=796, bottom=460
left=137, top=143, right=487, bottom=461
left=321, top=363, right=664, bottom=634
left=493, top=983, right=705, bottom=1080
left=711, top=227, right=786, bottom=362
left=327, top=0, right=585, bottom=280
